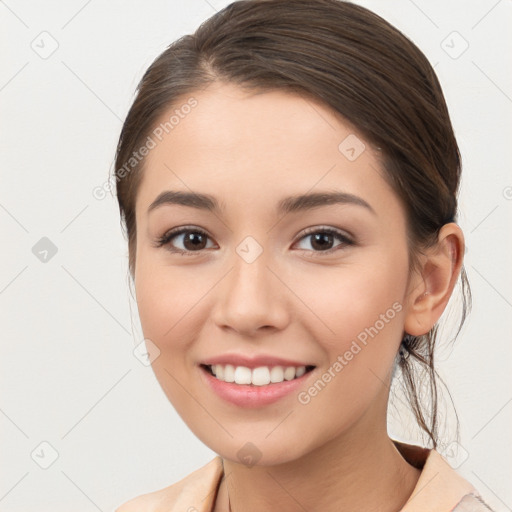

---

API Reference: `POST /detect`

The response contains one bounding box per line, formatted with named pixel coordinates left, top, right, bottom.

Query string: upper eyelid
left=299, top=225, right=353, bottom=239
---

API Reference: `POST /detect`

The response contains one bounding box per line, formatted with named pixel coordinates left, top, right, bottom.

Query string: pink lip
left=200, top=353, right=313, bottom=369
left=198, top=364, right=315, bottom=408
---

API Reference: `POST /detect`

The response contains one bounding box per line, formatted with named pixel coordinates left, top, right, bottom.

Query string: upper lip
left=200, top=354, right=315, bottom=369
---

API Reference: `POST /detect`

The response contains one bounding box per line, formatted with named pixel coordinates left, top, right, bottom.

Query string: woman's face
left=133, top=82, right=414, bottom=465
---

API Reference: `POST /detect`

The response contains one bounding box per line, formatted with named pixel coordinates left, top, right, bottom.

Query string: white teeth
left=269, top=366, right=284, bottom=383
left=252, top=366, right=271, bottom=386
left=224, top=364, right=235, bottom=382
left=283, top=366, right=296, bottom=381
left=207, top=364, right=311, bottom=385
left=295, top=366, right=306, bottom=377
left=234, top=366, right=252, bottom=385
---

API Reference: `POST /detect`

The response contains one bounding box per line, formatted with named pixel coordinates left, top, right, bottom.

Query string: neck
left=216, top=413, right=421, bottom=512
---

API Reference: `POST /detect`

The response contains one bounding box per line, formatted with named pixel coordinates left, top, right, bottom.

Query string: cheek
left=291, top=255, right=408, bottom=411
left=294, top=255, right=407, bottom=350
left=135, top=255, right=206, bottom=341
left=134, top=254, right=226, bottom=409
left=134, top=262, right=201, bottom=397
left=292, top=253, right=407, bottom=414
left=134, top=260, right=207, bottom=414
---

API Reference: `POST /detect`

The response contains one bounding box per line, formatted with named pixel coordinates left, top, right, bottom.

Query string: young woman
left=113, top=1, right=493, bottom=510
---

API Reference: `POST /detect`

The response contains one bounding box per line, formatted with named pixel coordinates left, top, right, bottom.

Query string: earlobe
left=404, top=223, right=465, bottom=337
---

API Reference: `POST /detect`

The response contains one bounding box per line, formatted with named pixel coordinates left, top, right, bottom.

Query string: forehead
left=135, top=82, right=397, bottom=218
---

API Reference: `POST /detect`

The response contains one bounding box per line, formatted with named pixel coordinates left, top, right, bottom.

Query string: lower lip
left=199, top=365, right=313, bottom=408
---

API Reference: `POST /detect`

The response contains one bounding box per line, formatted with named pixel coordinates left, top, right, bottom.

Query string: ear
left=404, top=223, right=465, bottom=337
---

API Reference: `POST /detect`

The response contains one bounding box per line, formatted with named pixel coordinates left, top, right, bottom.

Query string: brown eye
left=155, top=227, right=215, bottom=255
left=181, top=231, right=208, bottom=250
left=295, top=227, right=354, bottom=254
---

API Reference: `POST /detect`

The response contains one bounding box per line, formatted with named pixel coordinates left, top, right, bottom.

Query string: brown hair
left=113, top=0, right=471, bottom=448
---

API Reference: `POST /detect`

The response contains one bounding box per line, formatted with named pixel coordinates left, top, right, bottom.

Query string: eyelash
left=154, top=226, right=355, bottom=257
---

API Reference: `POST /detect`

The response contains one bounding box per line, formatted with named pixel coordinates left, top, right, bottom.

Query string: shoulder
left=394, top=441, right=495, bottom=512
left=114, top=456, right=224, bottom=512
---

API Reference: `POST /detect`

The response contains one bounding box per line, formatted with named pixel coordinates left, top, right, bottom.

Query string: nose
left=211, top=246, right=290, bottom=337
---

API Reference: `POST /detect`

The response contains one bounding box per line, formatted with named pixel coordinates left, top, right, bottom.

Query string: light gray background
left=1, top=1, right=511, bottom=510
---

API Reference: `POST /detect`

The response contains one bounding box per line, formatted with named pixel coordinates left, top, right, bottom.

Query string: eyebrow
left=147, top=190, right=375, bottom=215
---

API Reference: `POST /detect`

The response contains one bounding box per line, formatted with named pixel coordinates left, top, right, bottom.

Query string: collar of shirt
left=127, top=441, right=487, bottom=512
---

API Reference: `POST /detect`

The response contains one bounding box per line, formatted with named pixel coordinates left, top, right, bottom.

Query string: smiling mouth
left=200, top=363, right=316, bottom=386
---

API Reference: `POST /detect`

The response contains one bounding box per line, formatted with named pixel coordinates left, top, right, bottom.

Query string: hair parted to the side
left=113, top=0, right=471, bottom=449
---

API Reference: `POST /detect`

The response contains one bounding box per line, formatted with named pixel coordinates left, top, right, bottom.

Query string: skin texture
left=131, top=82, right=464, bottom=511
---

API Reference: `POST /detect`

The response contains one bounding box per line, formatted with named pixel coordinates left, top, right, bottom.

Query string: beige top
left=115, top=442, right=493, bottom=512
